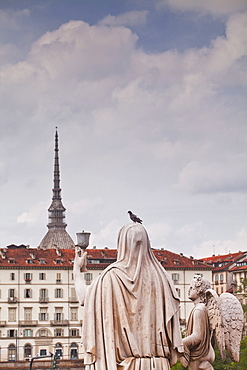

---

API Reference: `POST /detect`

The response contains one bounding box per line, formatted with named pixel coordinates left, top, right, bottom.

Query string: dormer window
left=8, top=259, right=15, bottom=264
left=26, top=260, right=33, bottom=264
left=55, top=259, right=62, bottom=264
left=39, top=259, right=46, bottom=264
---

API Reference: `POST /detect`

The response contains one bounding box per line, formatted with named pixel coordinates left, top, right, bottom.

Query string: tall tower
left=39, top=129, right=75, bottom=249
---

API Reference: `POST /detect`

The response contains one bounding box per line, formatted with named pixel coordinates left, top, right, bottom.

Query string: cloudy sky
left=0, top=0, right=247, bottom=258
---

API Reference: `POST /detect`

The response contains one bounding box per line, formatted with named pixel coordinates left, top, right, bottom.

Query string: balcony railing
left=19, top=320, right=38, bottom=327
left=50, top=319, right=69, bottom=326
left=25, top=278, right=32, bottom=283
left=8, top=297, right=17, bottom=303
left=39, top=297, right=49, bottom=303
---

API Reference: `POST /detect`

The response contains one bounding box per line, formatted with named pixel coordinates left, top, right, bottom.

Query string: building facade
left=200, top=252, right=247, bottom=294
left=0, top=245, right=213, bottom=361
left=0, top=130, right=214, bottom=362
left=200, top=251, right=247, bottom=336
left=0, top=246, right=82, bottom=362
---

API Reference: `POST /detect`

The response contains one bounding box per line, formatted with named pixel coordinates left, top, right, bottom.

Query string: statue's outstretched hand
left=74, top=249, right=87, bottom=273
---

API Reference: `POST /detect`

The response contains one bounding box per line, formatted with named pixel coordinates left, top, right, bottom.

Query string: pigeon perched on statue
left=128, top=211, right=143, bottom=224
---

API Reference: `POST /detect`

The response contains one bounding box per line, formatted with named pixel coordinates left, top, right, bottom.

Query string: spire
left=38, top=129, right=75, bottom=249
left=47, top=128, right=67, bottom=230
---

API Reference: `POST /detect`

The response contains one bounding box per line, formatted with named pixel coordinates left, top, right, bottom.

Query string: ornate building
left=0, top=130, right=79, bottom=363
left=0, top=130, right=214, bottom=363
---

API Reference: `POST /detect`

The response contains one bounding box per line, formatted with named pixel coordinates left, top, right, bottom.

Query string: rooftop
left=0, top=245, right=213, bottom=270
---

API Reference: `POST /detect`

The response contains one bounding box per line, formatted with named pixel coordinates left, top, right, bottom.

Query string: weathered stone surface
left=181, top=276, right=244, bottom=370
left=74, top=223, right=184, bottom=369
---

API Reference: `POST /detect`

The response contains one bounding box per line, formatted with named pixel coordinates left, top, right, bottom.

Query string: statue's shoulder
left=194, top=302, right=207, bottom=312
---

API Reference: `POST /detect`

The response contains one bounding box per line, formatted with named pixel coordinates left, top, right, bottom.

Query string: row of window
left=9, top=272, right=65, bottom=281
left=171, top=273, right=203, bottom=285
left=7, top=342, right=79, bottom=361
left=8, top=272, right=93, bottom=283
left=7, top=288, right=73, bottom=299
left=4, top=307, right=78, bottom=322
left=3, top=328, right=79, bottom=338
left=7, top=258, right=68, bottom=265
left=214, top=273, right=224, bottom=282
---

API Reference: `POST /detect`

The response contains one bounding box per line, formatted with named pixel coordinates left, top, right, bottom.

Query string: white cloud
left=17, top=202, right=48, bottom=225
left=99, top=10, right=149, bottom=27
left=157, top=0, right=247, bottom=16
left=0, top=9, right=246, bottom=254
left=27, top=20, right=138, bottom=81
left=68, top=197, right=103, bottom=215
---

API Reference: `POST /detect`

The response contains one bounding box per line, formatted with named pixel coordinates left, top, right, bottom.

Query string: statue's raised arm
left=73, top=249, right=88, bottom=306
left=181, top=275, right=244, bottom=370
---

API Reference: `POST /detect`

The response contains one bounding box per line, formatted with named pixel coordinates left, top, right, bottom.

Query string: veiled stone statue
left=74, top=223, right=183, bottom=370
left=180, top=275, right=244, bottom=370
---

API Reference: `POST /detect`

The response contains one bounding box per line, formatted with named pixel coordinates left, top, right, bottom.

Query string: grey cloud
left=175, top=160, right=247, bottom=194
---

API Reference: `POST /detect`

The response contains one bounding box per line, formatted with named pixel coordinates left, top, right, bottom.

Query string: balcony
left=25, top=278, right=32, bottom=284
left=50, top=319, right=69, bottom=326
left=39, top=297, right=49, bottom=303
left=8, top=297, right=17, bottom=303
left=0, top=321, right=6, bottom=327
left=19, top=320, right=38, bottom=327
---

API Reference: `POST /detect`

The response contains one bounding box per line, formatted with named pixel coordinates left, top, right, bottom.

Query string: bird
left=128, top=211, right=143, bottom=224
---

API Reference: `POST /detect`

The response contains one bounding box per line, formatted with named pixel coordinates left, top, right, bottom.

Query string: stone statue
left=74, top=223, right=183, bottom=370
left=180, top=275, right=244, bottom=370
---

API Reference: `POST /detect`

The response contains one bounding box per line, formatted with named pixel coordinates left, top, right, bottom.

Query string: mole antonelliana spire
left=39, top=128, right=75, bottom=249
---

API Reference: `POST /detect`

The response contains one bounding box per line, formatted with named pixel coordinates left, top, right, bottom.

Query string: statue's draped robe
left=183, top=304, right=211, bottom=365
left=82, top=223, right=183, bottom=370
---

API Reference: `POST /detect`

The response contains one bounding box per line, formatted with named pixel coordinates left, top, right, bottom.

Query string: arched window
left=55, top=343, right=63, bottom=358
left=36, top=328, right=52, bottom=337
left=8, top=344, right=16, bottom=361
left=220, top=274, right=223, bottom=282
left=70, top=343, right=78, bottom=360
left=24, top=343, right=32, bottom=358
left=215, top=274, right=219, bottom=284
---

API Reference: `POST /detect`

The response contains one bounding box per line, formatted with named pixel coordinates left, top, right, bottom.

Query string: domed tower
left=39, top=129, right=75, bottom=249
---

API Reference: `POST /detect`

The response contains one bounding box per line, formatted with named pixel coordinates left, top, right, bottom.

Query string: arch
left=24, top=343, right=32, bottom=358
left=36, top=328, right=52, bottom=337
left=55, top=342, right=63, bottom=358
left=70, top=342, right=78, bottom=360
left=8, top=344, right=16, bottom=361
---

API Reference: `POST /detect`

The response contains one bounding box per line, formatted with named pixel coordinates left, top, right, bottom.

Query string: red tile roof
left=0, top=245, right=213, bottom=270
left=200, top=251, right=244, bottom=264
left=199, top=251, right=247, bottom=272
left=0, top=246, right=75, bottom=268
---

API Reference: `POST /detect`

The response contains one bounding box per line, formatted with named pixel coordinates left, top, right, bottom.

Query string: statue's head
left=188, top=275, right=211, bottom=303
